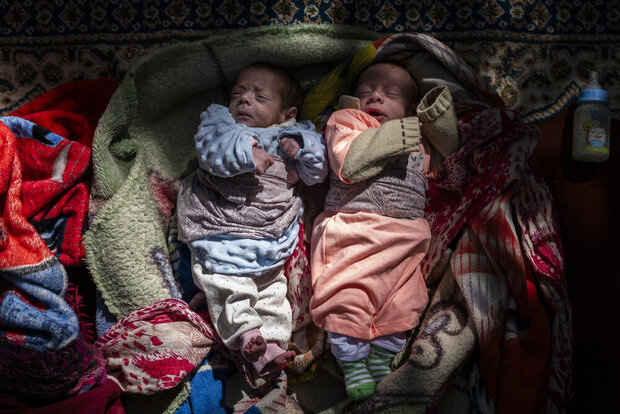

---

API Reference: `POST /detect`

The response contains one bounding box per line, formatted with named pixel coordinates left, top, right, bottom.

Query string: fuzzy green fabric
left=83, top=24, right=382, bottom=322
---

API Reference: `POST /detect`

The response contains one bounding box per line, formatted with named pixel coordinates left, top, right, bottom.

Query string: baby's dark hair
left=236, top=61, right=304, bottom=112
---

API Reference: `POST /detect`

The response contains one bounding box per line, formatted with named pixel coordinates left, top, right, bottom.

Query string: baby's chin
left=235, top=115, right=257, bottom=127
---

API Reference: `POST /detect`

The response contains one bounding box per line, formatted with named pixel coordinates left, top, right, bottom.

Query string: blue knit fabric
left=194, top=104, right=327, bottom=185
left=190, top=212, right=301, bottom=275
left=0, top=257, right=79, bottom=351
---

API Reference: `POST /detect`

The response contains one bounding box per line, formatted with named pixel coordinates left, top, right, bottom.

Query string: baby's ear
left=407, top=99, right=417, bottom=117
left=284, top=106, right=297, bottom=119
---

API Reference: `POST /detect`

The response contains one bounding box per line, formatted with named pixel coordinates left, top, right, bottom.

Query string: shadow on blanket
left=1, top=24, right=572, bottom=413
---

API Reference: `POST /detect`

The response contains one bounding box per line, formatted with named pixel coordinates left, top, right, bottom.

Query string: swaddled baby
left=310, top=61, right=459, bottom=400
left=177, top=61, right=328, bottom=378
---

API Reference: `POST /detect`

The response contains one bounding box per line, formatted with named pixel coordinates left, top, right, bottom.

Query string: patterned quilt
left=1, top=1, right=619, bottom=123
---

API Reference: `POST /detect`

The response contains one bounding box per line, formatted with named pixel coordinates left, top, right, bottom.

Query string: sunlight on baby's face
left=228, top=67, right=289, bottom=128
left=355, top=63, right=416, bottom=124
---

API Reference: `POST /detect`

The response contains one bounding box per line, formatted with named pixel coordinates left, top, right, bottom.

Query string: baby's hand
left=280, top=136, right=302, bottom=159
left=285, top=162, right=299, bottom=185
left=252, top=147, right=274, bottom=175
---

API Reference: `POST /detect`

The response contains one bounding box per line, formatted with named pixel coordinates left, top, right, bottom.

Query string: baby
left=176, top=61, right=328, bottom=378
left=310, top=61, right=458, bottom=400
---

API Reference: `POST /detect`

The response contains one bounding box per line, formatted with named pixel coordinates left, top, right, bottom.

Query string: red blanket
left=0, top=78, right=118, bottom=405
left=7, top=78, right=117, bottom=267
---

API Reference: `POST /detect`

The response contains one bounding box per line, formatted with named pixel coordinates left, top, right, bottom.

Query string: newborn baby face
left=229, top=67, right=288, bottom=128
left=355, top=63, right=415, bottom=124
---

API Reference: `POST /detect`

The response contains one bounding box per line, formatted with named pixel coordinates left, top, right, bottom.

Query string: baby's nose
left=238, top=92, right=251, bottom=104
left=368, top=90, right=383, bottom=102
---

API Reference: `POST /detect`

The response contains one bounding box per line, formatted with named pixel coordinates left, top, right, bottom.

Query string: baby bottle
left=572, top=71, right=611, bottom=162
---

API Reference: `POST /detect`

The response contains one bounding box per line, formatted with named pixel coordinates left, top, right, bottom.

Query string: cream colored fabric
left=329, top=110, right=420, bottom=183
left=192, top=256, right=292, bottom=350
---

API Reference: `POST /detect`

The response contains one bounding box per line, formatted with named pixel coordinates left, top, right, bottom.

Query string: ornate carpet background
left=2, top=0, right=620, bottom=122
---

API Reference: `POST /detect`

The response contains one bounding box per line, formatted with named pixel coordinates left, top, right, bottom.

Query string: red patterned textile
left=425, top=107, right=570, bottom=412
left=7, top=78, right=117, bottom=266
left=95, top=298, right=216, bottom=394
left=0, top=335, right=106, bottom=400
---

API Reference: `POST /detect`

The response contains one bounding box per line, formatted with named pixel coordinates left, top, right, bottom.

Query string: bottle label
left=576, top=119, right=610, bottom=154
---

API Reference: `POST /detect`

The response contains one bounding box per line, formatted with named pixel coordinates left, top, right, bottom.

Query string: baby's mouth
left=365, top=108, right=385, bottom=120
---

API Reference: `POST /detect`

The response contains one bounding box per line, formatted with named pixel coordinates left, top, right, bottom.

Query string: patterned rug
left=1, top=0, right=619, bottom=122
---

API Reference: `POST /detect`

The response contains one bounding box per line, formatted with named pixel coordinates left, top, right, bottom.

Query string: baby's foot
left=273, top=350, right=296, bottom=366
left=242, top=335, right=267, bottom=362
left=261, top=350, right=296, bottom=374
left=337, top=358, right=375, bottom=401
left=366, top=344, right=396, bottom=383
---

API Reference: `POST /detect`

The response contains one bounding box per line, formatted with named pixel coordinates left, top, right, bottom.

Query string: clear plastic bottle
left=572, top=71, right=611, bottom=162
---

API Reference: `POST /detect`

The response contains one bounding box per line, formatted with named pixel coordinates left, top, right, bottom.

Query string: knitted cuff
left=417, top=86, right=454, bottom=124
left=416, top=86, right=460, bottom=160
left=380, top=116, right=421, bottom=153
left=341, top=116, right=419, bottom=183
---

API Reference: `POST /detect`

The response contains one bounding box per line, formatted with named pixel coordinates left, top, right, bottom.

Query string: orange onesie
left=310, top=109, right=431, bottom=340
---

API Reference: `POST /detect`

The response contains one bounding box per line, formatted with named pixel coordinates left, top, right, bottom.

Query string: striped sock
left=337, top=358, right=375, bottom=401
left=366, top=344, right=396, bottom=383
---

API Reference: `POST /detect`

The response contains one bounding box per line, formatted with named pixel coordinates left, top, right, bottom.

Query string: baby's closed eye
left=355, top=86, right=372, bottom=97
